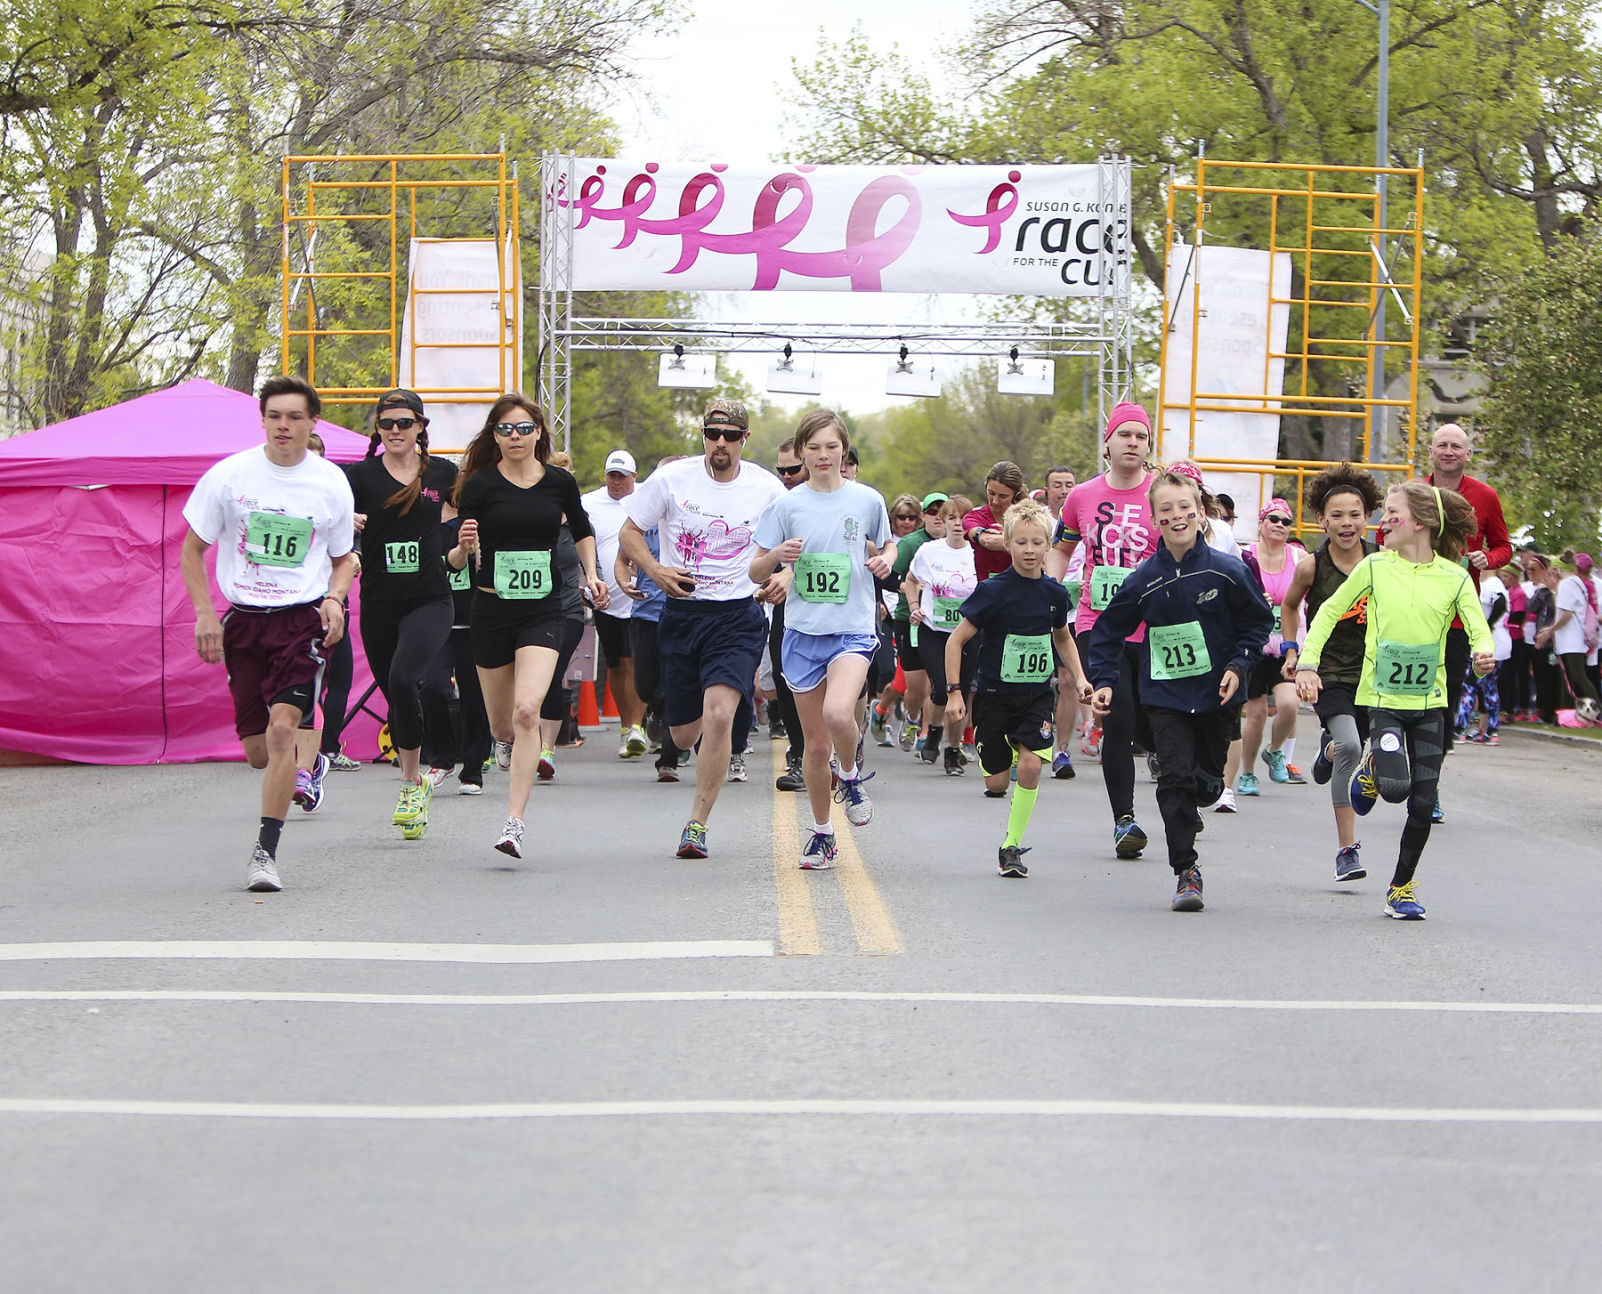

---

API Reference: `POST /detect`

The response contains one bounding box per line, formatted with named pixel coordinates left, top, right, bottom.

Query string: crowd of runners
left=184, top=376, right=1588, bottom=919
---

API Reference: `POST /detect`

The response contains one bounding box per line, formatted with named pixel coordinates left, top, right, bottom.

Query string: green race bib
left=245, top=512, right=312, bottom=568
left=1001, top=633, right=1054, bottom=684
left=1064, top=580, right=1083, bottom=607
left=932, top=595, right=965, bottom=631
left=445, top=557, right=470, bottom=591
left=494, top=549, right=553, bottom=600
left=1148, top=621, right=1212, bottom=680
left=1090, top=564, right=1131, bottom=611
left=385, top=540, right=420, bottom=574
left=1375, top=639, right=1440, bottom=695
left=794, top=552, right=850, bottom=604
left=1270, top=605, right=1282, bottom=637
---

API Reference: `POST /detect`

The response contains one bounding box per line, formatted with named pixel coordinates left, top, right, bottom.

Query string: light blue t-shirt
left=754, top=480, right=892, bottom=635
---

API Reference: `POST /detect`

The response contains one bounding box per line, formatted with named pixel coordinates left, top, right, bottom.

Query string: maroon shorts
left=222, top=602, right=327, bottom=738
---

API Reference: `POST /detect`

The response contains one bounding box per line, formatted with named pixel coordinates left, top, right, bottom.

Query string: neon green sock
left=1003, top=784, right=1039, bottom=848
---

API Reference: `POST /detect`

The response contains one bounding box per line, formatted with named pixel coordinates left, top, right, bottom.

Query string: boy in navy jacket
left=1086, top=466, right=1273, bottom=911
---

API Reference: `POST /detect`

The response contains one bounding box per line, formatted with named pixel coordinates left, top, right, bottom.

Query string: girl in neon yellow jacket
left=1296, top=481, right=1493, bottom=921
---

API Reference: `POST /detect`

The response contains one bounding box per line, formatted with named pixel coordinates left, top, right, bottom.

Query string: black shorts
left=593, top=610, right=632, bottom=666
left=222, top=601, right=326, bottom=738
left=1313, top=681, right=1370, bottom=740
left=658, top=597, right=767, bottom=728
left=972, top=688, right=1056, bottom=775
left=918, top=626, right=977, bottom=697
left=1247, top=653, right=1293, bottom=700
left=470, top=589, right=569, bottom=670
left=893, top=619, right=923, bottom=673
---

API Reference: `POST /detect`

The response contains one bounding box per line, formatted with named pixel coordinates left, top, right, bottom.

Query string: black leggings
left=319, top=628, right=353, bottom=756
left=1099, top=641, right=1152, bottom=823
left=1443, top=626, right=1470, bottom=741
left=630, top=616, right=683, bottom=771
left=769, top=603, right=802, bottom=759
left=1501, top=641, right=1533, bottom=714
left=1369, top=707, right=1446, bottom=889
left=1147, top=707, right=1233, bottom=873
left=418, top=627, right=493, bottom=781
left=538, top=617, right=586, bottom=722
left=359, top=595, right=453, bottom=751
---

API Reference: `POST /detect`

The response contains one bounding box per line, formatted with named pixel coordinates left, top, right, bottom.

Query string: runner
left=906, top=495, right=978, bottom=774
left=768, top=437, right=809, bottom=790
left=179, top=375, right=356, bottom=892
left=1236, top=498, right=1309, bottom=795
left=582, top=449, right=649, bottom=759
left=532, top=452, right=592, bottom=784
left=1296, top=481, right=1494, bottom=920
left=1047, top=402, right=1159, bottom=858
left=1279, top=464, right=1383, bottom=880
left=868, top=493, right=925, bottom=747
left=964, top=461, right=1027, bottom=584
left=1041, top=465, right=1082, bottom=778
left=749, top=410, right=893, bottom=866
left=1086, top=467, right=1272, bottom=911
left=942, top=500, right=1092, bottom=877
left=453, top=395, right=605, bottom=860
left=882, top=491, right=946, bottom=757
left=344, top=389, right=458, bottom=840
left=618, top=397, right=786, bottom=859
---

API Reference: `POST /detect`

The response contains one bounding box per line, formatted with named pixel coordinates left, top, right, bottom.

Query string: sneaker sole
left=402, top=820, right=428, bottom=841
left=1114, top=828, right=1148, bottom=859
left=1386, top=907, right=1426, bottom=920
left=1172, top=892, right=1204, bottom=912
left=998, top=863, right=1028, bottom=878
left=246, top=873, right=281, bottom=893
left=1335, top=867, right=1367, bottom=882
left=676, top=845, right=709, bottom=859
left=1053, top=765, right=1075, bottom=779
left=458, top=784, right=483, bottom=796
left=494, top=838, right=522, bottom=859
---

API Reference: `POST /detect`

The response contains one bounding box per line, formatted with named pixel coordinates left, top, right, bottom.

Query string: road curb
left=1497, top=726, right=1602, bottom=752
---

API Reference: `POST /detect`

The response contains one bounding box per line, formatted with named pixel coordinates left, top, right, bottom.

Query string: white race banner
left=546, top=160, right=1128, bottom=297
left=1159, top=242, right=1292, bottom=534
left=399, top=236, right=522, bottom=447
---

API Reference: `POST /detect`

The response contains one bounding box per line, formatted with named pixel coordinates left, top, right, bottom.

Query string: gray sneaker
left=726, top=752, right=748, bottom=783
left=246, top=846, right=281, bottom=893
left=494, top=740, right=513, bottom=771
left=833, top=771, right=876, bottom=826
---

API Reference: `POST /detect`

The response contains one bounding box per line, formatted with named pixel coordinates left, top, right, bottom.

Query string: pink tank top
left=1247, top=542, right=1306, bottom=651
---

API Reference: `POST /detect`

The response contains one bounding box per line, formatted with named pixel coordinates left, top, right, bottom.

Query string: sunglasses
left=1265, top=514, right=1293, bottom=526
left=893, top=513, right=919, bottom=522
left=377, top=416, right=418, bottom=431
left=775, top=463, right=804, bottom=476
left=493, top=422, right=541, bottom=438
left=703, top=426, right=745, bottom=443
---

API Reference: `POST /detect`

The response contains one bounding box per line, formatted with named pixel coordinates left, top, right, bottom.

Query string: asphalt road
left=2, top=721, right=1600, bottom=1292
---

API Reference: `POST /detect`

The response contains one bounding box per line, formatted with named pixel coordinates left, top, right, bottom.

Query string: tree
left=1476, top=233, right=1602, bottom=550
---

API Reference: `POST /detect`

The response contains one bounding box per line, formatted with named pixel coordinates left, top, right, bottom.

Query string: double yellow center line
left=769, top=744, right=902, bottom=956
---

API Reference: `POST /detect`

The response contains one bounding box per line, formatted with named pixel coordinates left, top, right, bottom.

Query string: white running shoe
left=1213, top=787, right=1238, bottom=814
left=457, top=781, right=483, bottom=796
left=423, top=766, right=451, bottom=789
left=726, top=752, right=748, bottom=783
left=494, top=817, right=524, bottom=859
left=246, top=846, right=281, bottom=892
left=494, top=740, right=513, bottom=771
left=621, top=725, right=649, bottom=759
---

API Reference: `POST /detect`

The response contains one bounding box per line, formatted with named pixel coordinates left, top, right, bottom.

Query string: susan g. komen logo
left=948, top=170, right=1130, bottom=288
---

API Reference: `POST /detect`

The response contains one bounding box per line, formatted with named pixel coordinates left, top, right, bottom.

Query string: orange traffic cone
left=577, top=681, right=600, bottom=728
left=601, top=680, right=620, bottom=719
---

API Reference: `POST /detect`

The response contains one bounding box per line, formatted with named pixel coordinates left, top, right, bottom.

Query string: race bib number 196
left=1001, top=633, right=1054, bottom=684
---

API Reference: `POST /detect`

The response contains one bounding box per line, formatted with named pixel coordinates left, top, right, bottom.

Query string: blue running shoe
left=1431, top=795, right=1444, bottom=824
left=1236, top=771, right=1261, bottom=797
left=1312, top=731, right=1334, bottom=785
left=1171, top=867, right=1204, bottom=912
left=833, top=771, right=876, bottom=826
left=1385, top=882, right=1426, bottom=919
left=676, top=820, right=709, bottom=859
left=1263, top=748, right=1290, bottom=784
left=800, top=831, right=838, bottom=870
left=1334, top=843, right=1366, bottom=882
left=1052, top=749, right=1075, bottom=780
left=1348, top=755, right=1378, bottom=817
left=1113, top=815, right=1147, bottom=859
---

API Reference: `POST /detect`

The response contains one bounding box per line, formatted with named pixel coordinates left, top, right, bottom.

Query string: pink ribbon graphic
left=947, top=171, right=1021, bottom=255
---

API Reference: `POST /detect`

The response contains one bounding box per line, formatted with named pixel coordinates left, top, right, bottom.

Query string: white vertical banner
left=399, top=235, right=522, bottom=448
left=1159, top=243, right=1292, bottom=537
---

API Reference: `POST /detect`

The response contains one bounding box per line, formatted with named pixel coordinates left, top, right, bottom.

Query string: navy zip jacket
left=1085, top=535, right=1273, bottom=713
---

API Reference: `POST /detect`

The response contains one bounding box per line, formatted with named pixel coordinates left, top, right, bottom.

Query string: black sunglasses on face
left=1265, top=514, right=1293, bottom=526
left=894, top=513, right=919, bottom=522
left=703, top=427, right=745, bottom=443
left=493, top=422, right=540, bottom=437
left=377, top=417, right=418, bottom=431
left=775, top=463, right=804, bottom=476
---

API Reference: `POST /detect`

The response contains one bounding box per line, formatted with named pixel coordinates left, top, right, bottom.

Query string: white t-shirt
left=623, top=457, right=785, bottom=602
left=753, top=479, right=892, bottom=635
left=581, top=485, right=634, bottom=621
left=1521, top=581, right=1538, bottom=643
left=1480, top=574, right=1512, bottom=662
left=183, top=446, right=355, bottom=608
left=1555, top=574, right=1589, bottom=656
left=909, top=540, right=979, bottom=632
left=1207, top=518, right=1242, bottom=557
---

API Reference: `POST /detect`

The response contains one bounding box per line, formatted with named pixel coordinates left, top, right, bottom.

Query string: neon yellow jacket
left=1300, top=551, right=1492, bottom=710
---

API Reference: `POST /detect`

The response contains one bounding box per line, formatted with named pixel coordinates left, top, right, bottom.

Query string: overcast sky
left=607, top=0, right=988, bottom=419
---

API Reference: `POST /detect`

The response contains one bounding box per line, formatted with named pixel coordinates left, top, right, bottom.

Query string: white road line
left=0, top=1097, right=1600, bottom=1124
left=0, top=941, right=772, bottom=964
left=0, top=989, right=1599, bottom=1015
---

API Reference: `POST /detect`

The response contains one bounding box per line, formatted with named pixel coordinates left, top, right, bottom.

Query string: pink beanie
left=1104, top=401, right=1151, bottom=441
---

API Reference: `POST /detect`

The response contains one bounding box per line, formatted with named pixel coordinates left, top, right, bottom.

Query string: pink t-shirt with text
left=1057, top=472, right=1157, bottom=638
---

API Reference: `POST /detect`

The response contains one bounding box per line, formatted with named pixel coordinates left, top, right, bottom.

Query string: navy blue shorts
left=659, top=598, right=767, bottom=727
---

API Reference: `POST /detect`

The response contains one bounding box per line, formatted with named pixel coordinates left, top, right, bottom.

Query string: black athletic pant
left=768, top=602, right=803, bottom=760
left=1369, top=707, right=1447, bottom=889
left=360, top=595, right=453, bottom=752
left=418, top=627, right=492, bottom=783
left=1146, top=707, right=1233, bottom=874
left=1502, top=641, right=1534, bottom=714
left=1533, top=647, right=1563, bottom=722
left=319, top=628, right=353, bottom=756
left=1443, top=625, right=1470, bottom=743
left=539, top=617, right=586, bottom=722
left=1100, top=641, right=1153, bottom=824
left=630, top=616, right=682, bottom=771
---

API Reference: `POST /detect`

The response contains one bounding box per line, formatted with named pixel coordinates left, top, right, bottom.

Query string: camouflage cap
left=702, top=396, right=749, bottom=431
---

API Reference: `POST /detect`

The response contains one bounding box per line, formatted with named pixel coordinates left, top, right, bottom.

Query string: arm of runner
left=942, top=619, right=979, bottom=726
left=620, top=518, right=693, bottom=597
left=904, top=574, right=925, bottom=624
left=574, top=533, right=608, bottom=610
left=1047, top=535, right=1078, bottom=581
left=1478, top=492, right=1513, bottom=571
left=1052, top=623, right=1094, bottom=703
left=865, top=539, right=893, bottom=581
left=749, top=537, right=802, bottom=584
left=614, top=551, right=644, bottom=600
left=1299, top=558, right=1374, bottom=676
left=180, top=529, right=223, bottom=664
left=319, top=551, right=358, bottom=648
left=1458, top=572, right=1496, bottom=674
left=1278, top=552, right=1316, bottom=679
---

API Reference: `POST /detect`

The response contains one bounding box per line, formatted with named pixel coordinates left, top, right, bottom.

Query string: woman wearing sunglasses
left=342, top=389, right=459, bottom=840
left=453, top=394, right=607, bottom=860
left=1236, top=498, right=1309, bottom=796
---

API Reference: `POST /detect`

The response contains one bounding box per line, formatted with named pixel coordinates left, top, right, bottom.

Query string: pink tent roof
left=0, top=377, right=372, bottom=486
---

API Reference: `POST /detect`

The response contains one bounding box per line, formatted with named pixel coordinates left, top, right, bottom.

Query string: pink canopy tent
left=0, top=378, right=386, bottom=765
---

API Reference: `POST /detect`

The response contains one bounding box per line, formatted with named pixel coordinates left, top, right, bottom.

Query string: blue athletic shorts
left=658, top=597, right=768, bottom=727
left=781, top=627, right=880, bottom=693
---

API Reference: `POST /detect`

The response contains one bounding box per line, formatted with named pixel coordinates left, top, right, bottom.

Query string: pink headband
left=1260, top=498, right=1293, bottom=521
left=1103, top=401, right=1151, bottom=442
left=1168, top=461, right=1204, bottom=486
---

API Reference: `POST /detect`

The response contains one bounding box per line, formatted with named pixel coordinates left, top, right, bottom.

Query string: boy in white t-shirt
left=179, top=375, right=357, bottom=893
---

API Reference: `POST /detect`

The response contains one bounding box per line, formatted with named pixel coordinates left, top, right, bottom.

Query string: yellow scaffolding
left=279, top=153, right=521, bottom=423
left=1158, top=159, right=1425, bottom=536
